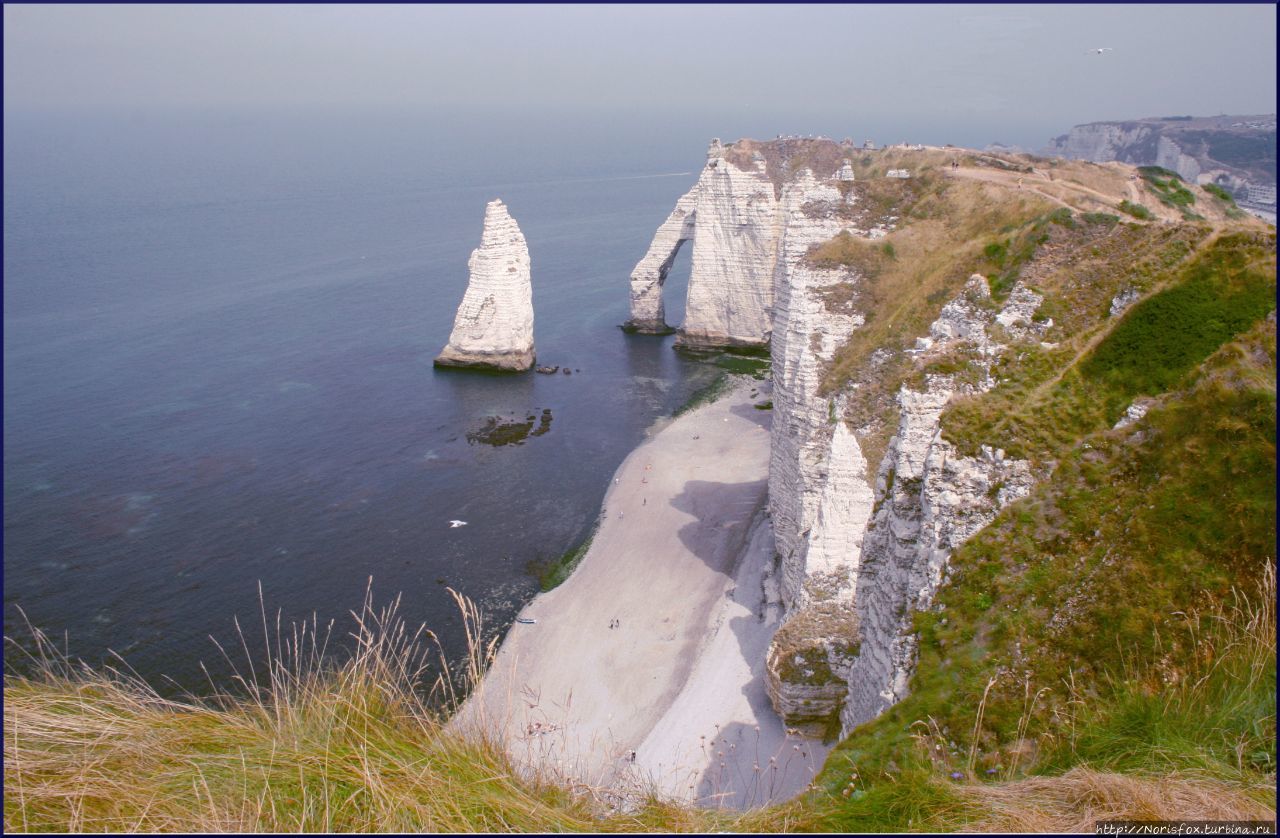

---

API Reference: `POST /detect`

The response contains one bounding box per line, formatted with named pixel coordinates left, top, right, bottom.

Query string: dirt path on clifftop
left=947, top=164, right=1190, bottom=223
left=451, top=379, right=828, bottom=805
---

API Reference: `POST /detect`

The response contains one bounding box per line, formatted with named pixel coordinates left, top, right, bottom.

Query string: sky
left=4, top=4, right=1276, bottom=148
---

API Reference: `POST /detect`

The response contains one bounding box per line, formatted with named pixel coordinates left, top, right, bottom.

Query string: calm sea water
left=3, top=106, right=720, bottom=693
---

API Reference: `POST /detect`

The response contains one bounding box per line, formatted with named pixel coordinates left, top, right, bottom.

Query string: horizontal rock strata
left=435, top=199, right=535, bottom=372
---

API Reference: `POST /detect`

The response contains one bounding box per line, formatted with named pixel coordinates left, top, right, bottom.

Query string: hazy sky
left=4, top=4, right=1276, bottom=147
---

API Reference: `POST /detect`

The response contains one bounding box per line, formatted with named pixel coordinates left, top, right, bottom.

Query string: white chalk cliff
left=767, top=263, right=1038, bottom=733
left=767, top=171, right=872, bottom=611
left=839, top=277, right=1037, bottom=733
left=628, top=138, right=1053, bottom=736
left=761, top=172, right=874, bottom=727
left=626, top=140, right=780, bottom=348
left=435, top=200, right=536, bottom=372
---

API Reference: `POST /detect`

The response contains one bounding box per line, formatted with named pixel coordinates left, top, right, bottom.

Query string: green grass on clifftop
left=942, top=229, right=1275, bottom=462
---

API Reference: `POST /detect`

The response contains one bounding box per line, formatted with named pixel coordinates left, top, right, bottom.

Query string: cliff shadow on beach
left=669, top=478, right=769, bottom=577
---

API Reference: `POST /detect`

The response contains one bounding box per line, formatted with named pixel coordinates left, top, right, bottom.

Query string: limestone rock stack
left=435, top=200, right=536, bottom=372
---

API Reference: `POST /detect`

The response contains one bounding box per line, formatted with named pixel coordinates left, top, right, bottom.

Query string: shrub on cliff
left=1119, top=200, right=1153, bottom=220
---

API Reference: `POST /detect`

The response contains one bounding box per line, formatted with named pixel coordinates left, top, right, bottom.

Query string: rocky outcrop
left=1114, top=399, right=1152, bottom=429
left=839, top=277, right=1037, bottom=733
left=1109, top=288, right=1141, bottom=318
left=626, top=140, right=780, bottom=349
left=435, top=200, right=536, bottom=372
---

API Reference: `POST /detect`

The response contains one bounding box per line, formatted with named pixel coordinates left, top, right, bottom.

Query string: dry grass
left=824, top=177, right=1050, bottom=389
left=811, top=173, right=1051, bottom=478
left=1, top=587, right=672, bottom=832
left=957, top=768, right=1276, bottom=832
left=5, top=570, right=1274, bottom=833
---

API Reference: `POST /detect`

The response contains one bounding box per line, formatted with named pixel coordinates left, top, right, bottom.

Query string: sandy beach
left=452, top=376, right=830, bottom=808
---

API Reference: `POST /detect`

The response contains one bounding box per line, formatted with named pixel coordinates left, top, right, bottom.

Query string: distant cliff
left=1043, top=114, right=1276, bottom=213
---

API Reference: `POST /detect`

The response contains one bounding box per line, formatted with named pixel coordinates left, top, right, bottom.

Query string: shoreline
left=451, top=375, right=830, bottom=808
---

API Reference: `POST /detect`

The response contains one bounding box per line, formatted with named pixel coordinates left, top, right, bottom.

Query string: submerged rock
left=435, top=200, right=536, bottom=372
left=465, top=408, right=553, bottom=447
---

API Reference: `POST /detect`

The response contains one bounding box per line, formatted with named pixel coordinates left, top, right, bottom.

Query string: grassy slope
left=5, top=153, right=1275, bottom=833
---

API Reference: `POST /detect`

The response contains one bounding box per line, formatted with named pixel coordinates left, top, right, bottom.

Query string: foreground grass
left=2, top=591, right=749, bottom=833
left=7, top=556, right=1274, bottom=832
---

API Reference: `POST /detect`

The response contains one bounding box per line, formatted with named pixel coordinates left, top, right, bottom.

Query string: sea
left=3, top=105, right=730, bottom=695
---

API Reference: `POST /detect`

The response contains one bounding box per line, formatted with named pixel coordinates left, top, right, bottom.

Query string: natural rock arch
left=621, top=193, right=697, bottom=335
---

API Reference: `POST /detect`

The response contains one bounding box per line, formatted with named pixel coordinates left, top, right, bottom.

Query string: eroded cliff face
left=768, top=172, right=871, bottom=609
left=762, top=172, right=875, bottom=729
left=839, top=277, right=1039, bottom=732
left=766, top=249, right=1043, bottom=732
left=435, top=200, right=536, bottom=372
left=679, top=145, right=780, bottom=349
left=627, top=140, right=780, bottom=348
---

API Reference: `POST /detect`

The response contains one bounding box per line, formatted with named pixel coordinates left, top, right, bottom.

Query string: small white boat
left=515, top=617, right=537, bottom=624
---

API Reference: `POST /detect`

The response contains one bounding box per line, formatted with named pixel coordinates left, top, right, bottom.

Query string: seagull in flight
left=449, top=520, right=468, bottom=528
left=1086, top=47, right=1113, bottom=54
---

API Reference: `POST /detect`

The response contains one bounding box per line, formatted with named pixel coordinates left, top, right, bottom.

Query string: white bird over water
left=1086, top=47, right=1113, bottom=54
left=449, top=520, right=468, bottom=528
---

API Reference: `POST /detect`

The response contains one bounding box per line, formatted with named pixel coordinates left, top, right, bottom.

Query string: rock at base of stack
left=435, top=199, right=536, bottom=373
